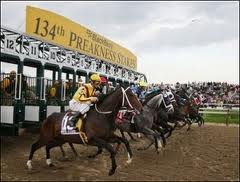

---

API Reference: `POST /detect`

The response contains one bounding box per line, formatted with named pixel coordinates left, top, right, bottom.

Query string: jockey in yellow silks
left=68, top=73, right=101, bottom=130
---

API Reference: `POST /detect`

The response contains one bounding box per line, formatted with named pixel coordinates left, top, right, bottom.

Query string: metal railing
left=199, top=105, right=239, bottom=126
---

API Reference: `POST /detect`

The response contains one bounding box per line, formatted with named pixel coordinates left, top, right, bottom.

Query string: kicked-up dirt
left=1, top=124, right=239, bottom=181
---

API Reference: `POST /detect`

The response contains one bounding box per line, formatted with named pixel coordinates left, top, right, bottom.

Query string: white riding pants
left=69, top=99, right=90, bottom=115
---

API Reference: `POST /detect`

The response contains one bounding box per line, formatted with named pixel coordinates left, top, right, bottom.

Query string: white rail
left=199, top=107, right=239, bottom=126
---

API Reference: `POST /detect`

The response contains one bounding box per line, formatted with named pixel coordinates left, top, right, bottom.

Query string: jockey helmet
left=100, top=76, right=108, bottom=83
left=90, top=74, right=101, bottom=82
left=139, top=80, right=147, bottom=87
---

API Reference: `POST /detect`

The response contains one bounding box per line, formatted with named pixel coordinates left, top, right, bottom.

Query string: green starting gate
left=0, top=26, right=147, bottom=136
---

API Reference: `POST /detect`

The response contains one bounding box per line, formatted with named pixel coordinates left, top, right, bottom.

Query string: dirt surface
left=1, top=124, right=239, bottom=181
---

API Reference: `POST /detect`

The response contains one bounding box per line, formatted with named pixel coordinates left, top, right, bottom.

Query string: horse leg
left=111, top=134, right=133, bottom=164
left=162, top=123, right=174, bottom=139
left=138, top=127, right=162, bottom=153
left=88, top=136, right=122, bottom=159
left=186, top=118, right=192, bottom=131
left=120, top=129, right=126, bottom=139
left=68, top=142, right=79, bottom=158
left=127, top=132, right=138, bottom=141
left=197, top=115, right=204, bottom=127
left=59, top=145, right=67, bottom=158
left=27, top=138, right=46, bottom=170
left=90, top=137, right=117, bottom=176
left=88, top=146, right=103, bottom=158
left=152, top=124, right=167, bottom=147
left=137, top=134, right=154, bottom=151
left=46, top=140, right=65, bottom=167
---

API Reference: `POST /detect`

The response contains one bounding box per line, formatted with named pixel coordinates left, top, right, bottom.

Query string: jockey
left=99, top=76, right=108, bottom=94
left=68, top=73, right=101, bottom=130
left=136, top=80, right=148, bottom=103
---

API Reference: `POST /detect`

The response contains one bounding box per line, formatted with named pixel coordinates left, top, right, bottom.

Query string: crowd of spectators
left=147, top=81, right=239, bottom=106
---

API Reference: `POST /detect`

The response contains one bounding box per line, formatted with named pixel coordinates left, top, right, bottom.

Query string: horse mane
left=142, top=90, right=161, bottom=105
left=97, top=89, right=116, bottom=105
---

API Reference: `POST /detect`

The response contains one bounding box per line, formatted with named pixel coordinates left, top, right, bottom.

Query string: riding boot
left=69, top=112, right=81, bottom=128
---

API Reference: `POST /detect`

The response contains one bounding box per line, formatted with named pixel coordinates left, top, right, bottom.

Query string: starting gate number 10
left=34, top=18, right=64, bottom=40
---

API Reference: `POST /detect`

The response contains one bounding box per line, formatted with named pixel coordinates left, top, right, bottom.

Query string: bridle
left=146, top=93, right=174, bottom=113
left=95, top=87, right=139, bottom=114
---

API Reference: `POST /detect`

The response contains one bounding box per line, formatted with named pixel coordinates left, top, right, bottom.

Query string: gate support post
left=58, top=67, right=64, bottom=112
left=38, top=64, right=46, bottom=123
left=15, top=60, right=24, bottom=136
left=72, top=71, right=77, bottom=96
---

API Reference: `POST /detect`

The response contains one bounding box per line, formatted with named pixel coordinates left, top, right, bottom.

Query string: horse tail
left=39, top=113, right=60, bottom=141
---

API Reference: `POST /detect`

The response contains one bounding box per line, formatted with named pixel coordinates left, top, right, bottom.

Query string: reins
left=95, top=87, right=134, bottom=114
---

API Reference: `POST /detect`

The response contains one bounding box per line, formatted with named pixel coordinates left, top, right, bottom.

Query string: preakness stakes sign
left=26, top=6, right=137, bottom=71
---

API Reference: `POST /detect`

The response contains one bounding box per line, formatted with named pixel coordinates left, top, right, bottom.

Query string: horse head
left=95, top=85, right=143, bottom=115
left=144, top=91, right=174, bottom=113
left=161, top=91, right=174, bottom=113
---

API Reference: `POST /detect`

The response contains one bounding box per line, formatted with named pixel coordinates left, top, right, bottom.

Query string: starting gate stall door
left=22, top=65, right=43, bottom=125
left=0, top=59, right=20, bottom=135
left=108, top=77, right=116, bottom=92
left=45, top=78, right=61, bottom=117
left=44, top=64, right=61, bottom=118
left=75, top=73, right=87, bottom=92
left=62, top=68, right=74, bottom=112
left=0, top=73, right=18, bottom=123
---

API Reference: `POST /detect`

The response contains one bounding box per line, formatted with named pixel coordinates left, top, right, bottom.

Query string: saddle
left=61, top=111, right=88, bottom=144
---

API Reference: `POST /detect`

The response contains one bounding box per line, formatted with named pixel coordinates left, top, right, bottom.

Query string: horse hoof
left=126, top=158, right=132, bottom=164
left=157, top=148, right=161, bottom=154
left=49, top=163, right=55, bottom=167
left=108, top=169, right=116, bottom=176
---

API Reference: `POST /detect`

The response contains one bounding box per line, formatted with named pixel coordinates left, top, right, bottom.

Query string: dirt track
left=1, top=124, right=239, bottom=181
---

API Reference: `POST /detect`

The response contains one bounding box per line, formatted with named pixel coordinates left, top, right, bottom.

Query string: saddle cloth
left=115, top=110, right=135, bottom=124
left=61, top=111, right=81, bottom=135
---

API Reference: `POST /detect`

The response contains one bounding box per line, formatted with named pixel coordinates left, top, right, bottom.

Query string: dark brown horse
left=26, top=86, right=143, bottom=176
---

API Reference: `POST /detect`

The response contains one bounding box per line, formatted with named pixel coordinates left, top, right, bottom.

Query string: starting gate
left=0, top=26, right=147, bottom=136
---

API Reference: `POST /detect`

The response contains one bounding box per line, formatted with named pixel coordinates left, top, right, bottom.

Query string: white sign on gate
left=125, top=71, right=129, bottom=80
left=80, top=57, right=85, bottom=69
left=49, top=48, right=57, bottom=62
left=109, top=66, right=114, bottom=76
left=29, top=43, right=39, bottom=59
left=102, top=64, right=106, bottom=74
left=91, top=60, right=96, bottom=71
left=4, top=36, right=16, bottom=53
left=118, top=68, right=122, bottom=78
left=65, top=53, right=72, bottom=66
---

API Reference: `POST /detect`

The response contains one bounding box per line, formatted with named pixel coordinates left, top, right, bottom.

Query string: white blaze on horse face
left=27, top=160, right=32, bottom=169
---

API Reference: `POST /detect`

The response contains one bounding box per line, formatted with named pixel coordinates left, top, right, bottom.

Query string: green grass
left=202, top=112, right=239, bottom=124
